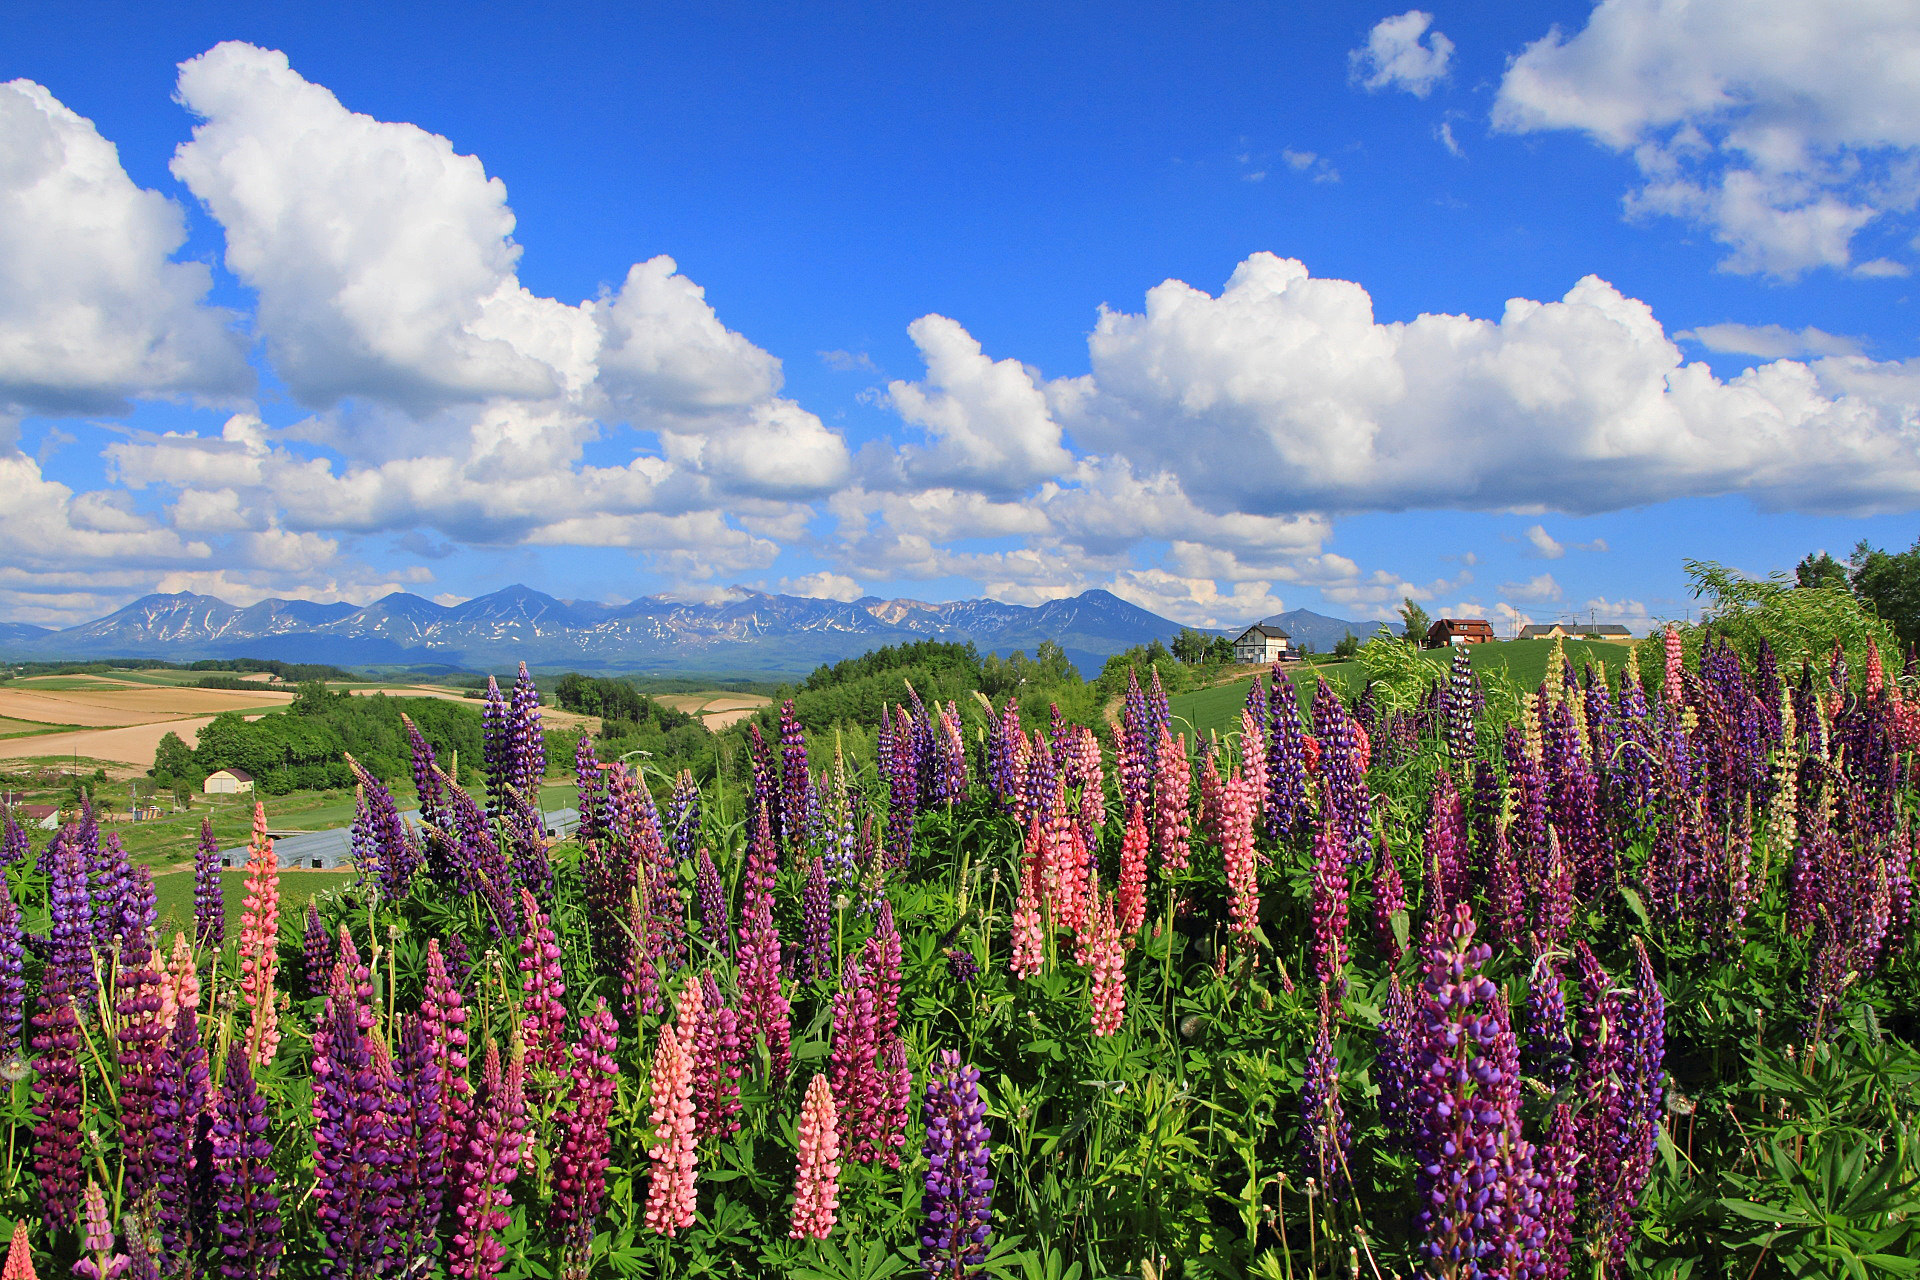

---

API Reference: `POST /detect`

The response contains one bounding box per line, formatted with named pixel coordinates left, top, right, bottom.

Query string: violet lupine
left=693, top=846, right=731, bottom=954
left=82, top=809, right=126, bottom=956
left=1406, top=905, right=1547, bottom=1280
left=887, top=705, right=921, bottom=866
left=643, top=1023, right=699, bottom=1235
left=1152, top=729, right=1192, bottom=873
left=313, top=998, right=398, bottom=1279
left=449, top=1040, right=529, bottom=1279
left=153, top=1007, right=212, bottom=1275
left=302, top=902, right=334, bottom=999
left=1310, top=810, right=1350, bottom=990
left=1220, top=772, right=1261, bottom=955
left=552, top=998, right=619, bottom=1275
left=1118, top=669, right=1153, bottom=819
left=1313, top=680, right=1372, bottom=859
left=791, top=1074, right=841, bottom=1240
left=1117, top=804, right=1148, bottom=940
left=1371, top=835, right=1406, bottom=967
left=799, top=856, right=832, bottom=983
left=1375, top=974, right=1416, bottom=1138
left=211, top=1044, right=283, bottom=1280
left=190, top=817, right=224, bottom=951
left=665, top=768, right=702, bottom=866
left=984, top=699, right=1023, bottom=814
left=517, top=888, right=569, bottom=1077
left=236, top=803, right=280, bottom=1068
left=920, top=1050, right=995, bottom=1280
left=1523, top=953, right=1573, bottom=1090
left=345, top=755, right=418, bottom=898
left=29, top=983, right=84, bottom=1228
left=0, top=894, right=23, bottom=1064
left=481, top=676, right=510, bottom=821
left=780, top=700, right=812, bottom=857
left=0, top=814, right=24, bottom=873
left=1598, top=940, right=1666, bottom=1268
left=1299, top=992, right=1351, bottom=1195
left=508, top=662, right=546, bottom=798
left=46, top=829, right=94, bottom=1003
left=1264, top=666, right=1310, bottom=840
left=1447, top=648, right=1476, bottom=767
left=388, top=1015, right=446, bottom=1272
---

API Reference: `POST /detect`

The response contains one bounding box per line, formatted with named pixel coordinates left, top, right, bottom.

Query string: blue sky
left=3, top=1, right=1918, bottom=634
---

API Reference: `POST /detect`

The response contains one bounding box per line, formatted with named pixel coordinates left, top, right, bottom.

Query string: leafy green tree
left=1399, top=598, right=1432, bottom=643
left=1332, top=632, right=1360, bottom=658
left=1682, top=559, right=1897, bottom=671
left=1207, top=634, right=1235, bottom=663
left=1849, top=539, right=1920, bottom=651
left=1796, top=550, right=1851, bottom=591
left=1171, top=628, right=1211, bottom=664
left=150, top=730, right=196, bottom=785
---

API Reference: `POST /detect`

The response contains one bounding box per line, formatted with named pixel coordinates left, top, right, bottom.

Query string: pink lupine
left=237, top=803, right=281, bottom=1068
left=517, top=889, right=568, bottom=1077
left=1310, top=811, right=1351, bottom=991
left=1117, top=803, right=1148, bottom=941
left=1239, top=709, right=1268, bottom=823
left=1009, top=856, right=1046, bottom=980
left=552, top=998, right=620, bottom=1276
left=1662, top=626, right=1684, bottom=708
left=1220, top=771, right=1261, bottom=953
left=643, top=1023, right=698, bottom=1235
left=1197, top=748, right=1226, bottom=854
left=1153, top=729, right=1193, bottom=873
left=790, top=1074, right=841, bottom=1240
left=1087, top=890, right=1126, bottom=1037
left=157, top=931, right=198, bottom=1034
left=422, top=938, right=473, bottom=1144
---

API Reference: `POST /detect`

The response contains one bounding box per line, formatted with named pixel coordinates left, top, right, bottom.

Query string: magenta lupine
left=153, top=1007, right=212, bottom=1273
left=1573, top=942, right=1626, bottom=1227
left=1534, top=829, right=1574, bottom=952
left=517, top=889, right=569, bottom=1077
left=1299, top=992, right=1351, bottom=1195
left=735, top=802, right=793, bottom=1083
left=552, top=998, right=619, bottom=1276
left=211, top=1044, right=283, bottom=1280
left=1538, top=1103, right=1580, bottom=1280
left=1309, top=809, right=1350, bottom=989
left=1371, top=835, right=1406, bottom=966
left=449, top=1040, right=529, bottom=1279
left=193, top=817, right=223, bottom=950
left=420, top=939, right=473, bottom=1156
left=919, top=1050, right=996, bottom=1279
left=693, top=971, right=744, bottom=1139
left=1483, top=820, right=1528, bottom=949
left=388, top=1015, right=446, bottom=1272
left=1407, top=905, right=1547, bottom=1280
left=313, top=997, right=398, bottom=1279
left=1265, top=666, right=1310, bottom=840
left=1424, top=766, right=1468, bottom=907
left=865, top=904, right=909, bottom=1165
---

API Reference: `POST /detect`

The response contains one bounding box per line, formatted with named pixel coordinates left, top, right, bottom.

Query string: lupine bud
left=642, top=1024, right=698, bottom=1235
left=790, top=1075, right=841, bottom=1240
left=2, top=1221, right=36, bottom=1280
left=920, top=1050, right=995, bottom=1279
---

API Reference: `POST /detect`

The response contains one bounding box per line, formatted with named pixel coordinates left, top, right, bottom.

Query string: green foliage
left=1397, top=597, right=1431, bottom=641
left=148, top=730, right=195, bottom=786
left=1796, top=550, right=1851, bottom=591
left=1332, top=632, right=1360, bottom=659
left=1848, top=538, right=1920, bottom=652
left=1681, top=558, right=1898, bottom=672
left=178, top=684, right=485, bottom=793
left=553, top=672, right=698, bottom=731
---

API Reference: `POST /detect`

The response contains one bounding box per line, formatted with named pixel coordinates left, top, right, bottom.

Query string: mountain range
left=0, top=585, right=1379, bottom=677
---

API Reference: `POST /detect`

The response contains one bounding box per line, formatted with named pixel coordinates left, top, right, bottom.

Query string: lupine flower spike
left=0, top=1223, right=34, bottom=1280
left=237, top=803, right=281, bottom=1068
left=643, top=1021, right=699, bottom=1234
left=920, top=1050, right=995, bottom=1279
left=790, top=1074, right=841, bottom=1239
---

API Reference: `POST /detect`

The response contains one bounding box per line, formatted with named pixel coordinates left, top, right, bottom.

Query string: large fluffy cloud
left=885, top=315, right=1073, bottom=495
left=0, top=79, right=251, bottom=417
left=1047, top=252, right=1920, bottom=516
left=1493, top=0, right=1920, bottom=277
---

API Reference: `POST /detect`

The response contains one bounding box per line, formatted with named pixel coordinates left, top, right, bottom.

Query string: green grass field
left=0, top=716, right=79, bottom=739
left=1166, top=638, right=1644, bottom=738
left=152, top=866, right=347, bottom=941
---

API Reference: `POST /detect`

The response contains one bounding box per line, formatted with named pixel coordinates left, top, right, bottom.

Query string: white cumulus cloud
left=886, top=315, right=1073, bottom=495
left=1493, top=0, right=1920, bottom=278
left=1351, top=11, right=1455, bottom=98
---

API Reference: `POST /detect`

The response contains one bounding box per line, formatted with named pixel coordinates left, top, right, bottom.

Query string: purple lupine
left=46, top=826, right=95, bottom=1001
left=694, top=971, right=745, bottom=1139
left=947, top=948, right=981, bottom=984
left=405, top=713, right=449, bottom=829
left=302, top=902, right=335, bottom=998
left=1537, top=1102, right=1580, bottom=1280
left=573, top=733, right=607, bottom=854
left=665, top=768, right=702, bottom=866
left=749, top=722, right=782, bottom=850
left=154, top=1007, right=213, bottom=1276
left=0, top=812, right=26, bottom=872
left=1299, top=992, right=1351, bottom=1194
left=211, top=1043, right=283, bottom=1280
left=0, top=893, right=24, bottom=1063
left=1446, top=648, right=1475, bottom=767
left=481, top=676, right=510, bottom=822
left=780, top=700, right=813, bottom=857
left=1313, top=680, right=1371, bottom=859
left=1265, top=665, right=1310, bottom=840
left=1600, top=940, right=1667, bottom=1268
left=445, top=775, right=515, bottom=934
left=1118, top=669, right=1153, bottom=819
left=693, top=845, right=732, bottom=954
left=313, top=973, right=396, bottom=1278
left=1523, top=952, right=1573, bottom=1090
left=1424, top=767, right=1468, bottom=907
left=920, top=1050, right=996, bottom=1279
left=1406, top=904, right=1547, bottom=1280
left=115, top=927, right=169, bottom=1204
left=736, top=801, right=793, bottom=1083
left=799, top=856, right=832, bottom=983
left=984, top=698, right=1019, bottom=812
left=388, top=1014, right=446, bottom=1272
left=1573, top=941, right=1626, bottom=1225
left=887, top=705, right=921, bottom=866
left=508, top=662, right=545, bottom=798
left=29, top=982, right=84, bottom=1227
left=1371, top=835, right=1407, bottom=966
left=552, top=998, right=619, bottom=1275
left=194, top=817, right=224, bottom=951
left=88, top=819, right=133, bottom=956
left=346, top=755, right=419, bottom=898
left=934, top=701, right=969, bottom=805
left=1375, top=973, right=1416, bottom=1139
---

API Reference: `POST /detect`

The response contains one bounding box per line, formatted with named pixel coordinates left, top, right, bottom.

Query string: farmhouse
left=1518, top=622, right=1635, bottom=641
left=1232, top=624, right=1292, bottom=664
left=1424, top=618, right=1496, bottom=648
left=203, top=767, right=255, bottom=795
